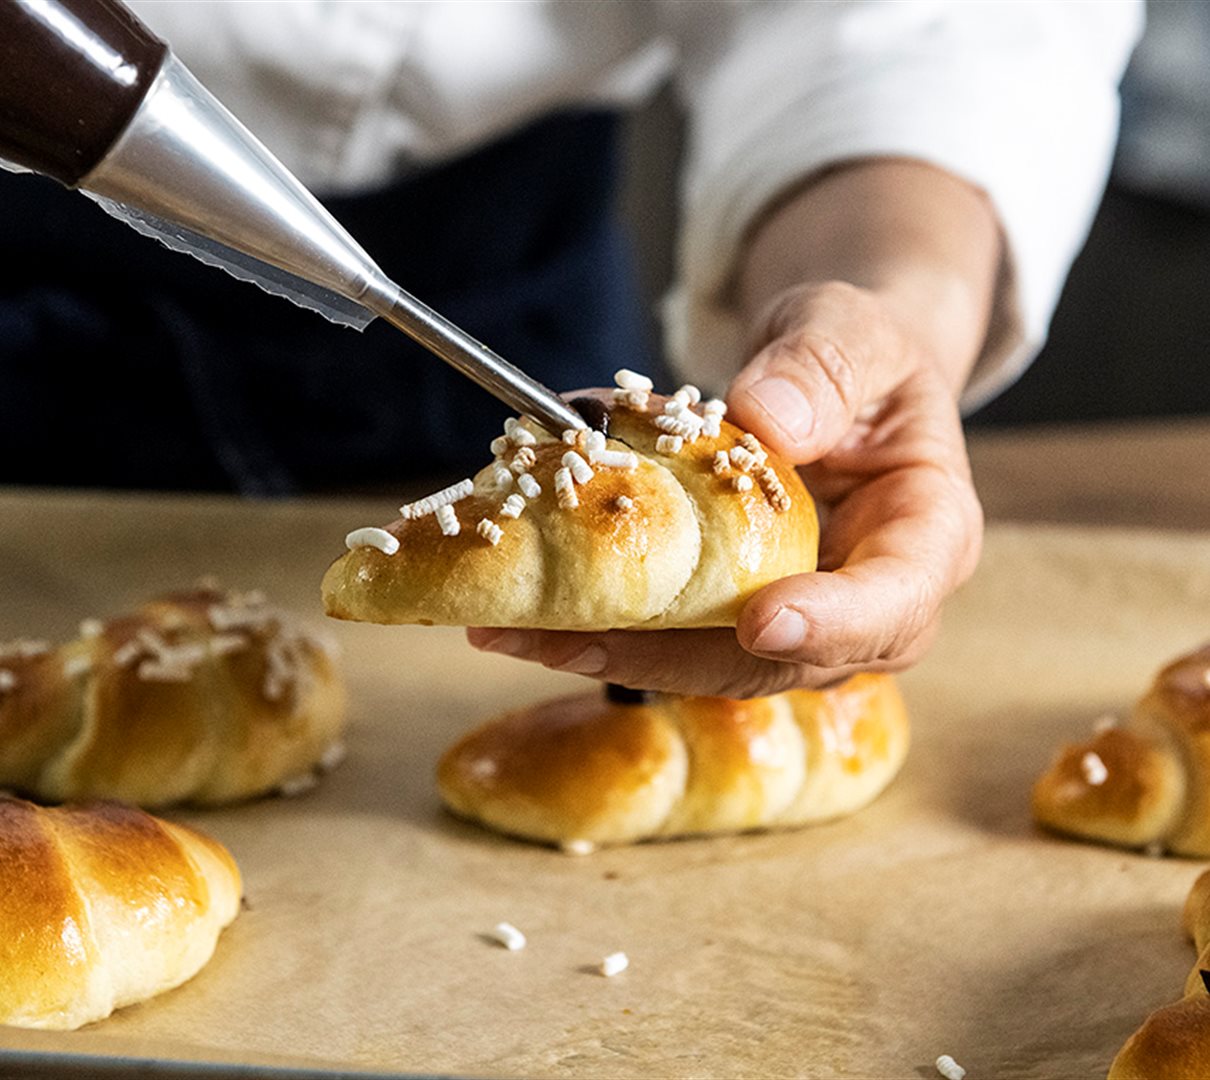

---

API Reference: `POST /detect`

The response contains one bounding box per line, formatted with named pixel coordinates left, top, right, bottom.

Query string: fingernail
left=472, top=630, right=528, bottom=656
left=746, top=377, right=813, bottom=443
left=556, top=644, right=608, bottom=675
left=750, top=608, right=806, bottom=655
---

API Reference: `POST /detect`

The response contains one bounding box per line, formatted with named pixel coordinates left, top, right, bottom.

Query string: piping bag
left=0, top=0, right=586, bottom=436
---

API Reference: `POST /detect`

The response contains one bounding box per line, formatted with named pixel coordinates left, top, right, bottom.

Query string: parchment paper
left=2, top=489, right=1209, bottom=1078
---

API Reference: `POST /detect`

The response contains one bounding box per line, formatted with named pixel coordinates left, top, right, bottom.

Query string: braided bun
left=0, top=587, right=345, bottom=807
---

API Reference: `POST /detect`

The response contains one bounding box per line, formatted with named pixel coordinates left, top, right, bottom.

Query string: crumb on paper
left=935, top=1054, right=965, bottom=1080
left=489, top=922, right=527, bottom=951
left=561, top=839, right=596, bottom=856
left=599, top=952, right=628, bottom=977
left=278, top=773, right=319, bottom=798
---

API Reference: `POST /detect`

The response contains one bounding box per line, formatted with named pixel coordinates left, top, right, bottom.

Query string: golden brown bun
left=1033, top=643, right=1210, bottom=856
left=1108, top=866, right=1210, bottom=1078
left=0, top=795, right=240, bottom=1030
left=437, top=674, right=909, bottom=848
left=0, top=588, right=346, bottom=807
left=323, top=389, right=819, bottom=630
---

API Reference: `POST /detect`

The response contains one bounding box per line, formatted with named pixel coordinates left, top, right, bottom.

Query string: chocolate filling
left=605, top=682, right=653, bottom=705
left=569, top=396, right=611, bottom=435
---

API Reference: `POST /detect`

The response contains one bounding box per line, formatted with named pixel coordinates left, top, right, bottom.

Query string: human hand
left=466, top=281, right=984, bottom=697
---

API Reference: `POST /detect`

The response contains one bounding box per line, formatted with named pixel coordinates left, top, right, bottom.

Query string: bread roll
left=1033, top=643, right=1210, bottom=856
left=437, top=675, right=909, bottom=848
left=323, top=384, right=818, bottom=630
left=0, top=587, right=346, bottom=807
left=1108, top=865, right=1210, bottom=1078
left=0, top=796, right=240, bottom=1030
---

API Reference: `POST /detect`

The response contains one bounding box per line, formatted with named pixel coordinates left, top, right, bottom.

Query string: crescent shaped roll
left=1032, top=643, right=1210, bottom=857
left=436, top=674, right=909, bottom=849
left=322, top=385, right=819, bottom=630
left=0, top=587, right=346, bottom=807
left=0, top=796, right=241, bottom=1030
left=1108, top=866, right=1210, bottom=1078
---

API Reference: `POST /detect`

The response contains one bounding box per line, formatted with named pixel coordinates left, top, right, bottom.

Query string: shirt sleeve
left=664, top=0, right=1145, bottom=412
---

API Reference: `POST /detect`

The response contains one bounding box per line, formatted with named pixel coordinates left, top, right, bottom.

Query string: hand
left=467, top=281, right=984, bottom=697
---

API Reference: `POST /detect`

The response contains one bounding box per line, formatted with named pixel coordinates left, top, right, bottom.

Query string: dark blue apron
left=0, top=111, right=661, bottom=494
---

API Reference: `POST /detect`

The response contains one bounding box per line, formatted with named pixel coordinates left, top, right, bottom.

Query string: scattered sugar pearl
left=612, top=388, right=650, bottom=412
left=490, top=436, right=510, bottom=457
left=477, top=519, right=504, bottom=546
left=599, top=952, right=629, bottom=977
left=738, top=433, right=768, bottom=464
left=500, top=494, right=526, bottom=519
left=656, top=434, right=683, bottom=455
left=1081, top=751, right=1108, bottom=786
left=729, top=446, right=760, bottom=472
left=278, top=772, right=319, bottom=798
left=137, top=660, right=193, bottom=683
left=63, top=655, right=92, bottom=679
left=562, top=429, right=580, bottom=445
left=614, top=369, right=653, bottom=392
left=319, top=741, right=347, bottom=772
left=702, top=415, right=722, bottom=438
left=702, top=398, right=727, bottom=417
left=554, top=467, right=579, bottom=509
left=562, top=839, right=596, bottom=856
left=345, top=527, right=399, bottom=556
left=489, top=922, right=527, bottom=951
left=509, top=427, right=536, bottom=447
left=436, top=504, right=460, bottom=537
left=517, top=473, right=541, bottom=499
left=399, top=478, right=474, bottom=520
left=562, top=451, right=594, bottom=485
left=732, top=474, right=753, bottom=492
left=492, top=465, right=513, bottom=490
left=665, top=397, right=687, bottom=416
left=613, top=496, right=634, bottom=512
left=584, top=430, right=607, bottom=454
left=935, top=1055, right=965, bottom=1080
left=79, top=617, right=104, bottom=639
left=511, top=447, right=537, bottom=474
left=713, top=450, right=731, bottom=475
left=591, top=449, right=639, bottom=469
left=757, top=466, right=792, bottom=512
left=677, top=383, right=702, bottom=405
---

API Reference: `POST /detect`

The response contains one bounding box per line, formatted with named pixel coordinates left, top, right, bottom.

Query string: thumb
left=726, top=282, right=917, bottom=464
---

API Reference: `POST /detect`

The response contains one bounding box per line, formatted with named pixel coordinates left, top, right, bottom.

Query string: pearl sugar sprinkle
left=436, top=504, right=460, bottom=537
left=554, top=467, right=579, bottom=509
left=500, top=494, right=525, bottom=519
left=562, top=451, right=594, bottom=485
left=399, top=478, right=474, bottom=521
left=476, top=518, right=503, bottom=546
left=345, top=527, right=400, bottom=556
left=517, top=473, right=541, bottom=499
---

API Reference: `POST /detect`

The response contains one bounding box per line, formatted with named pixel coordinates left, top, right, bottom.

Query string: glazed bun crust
left=0, top=588, right=346, bottom=808
left=1108, top=864, right=1210, bottom=1078
left=0, top=796, right=240, bottom=1031
left=1032, top=643, right=1210, bottom=856
left=323, top=389, right=819, bottom=630
left=437, top=673, right=909, bottom=848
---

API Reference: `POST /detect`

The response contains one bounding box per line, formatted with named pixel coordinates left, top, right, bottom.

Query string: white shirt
left=129, top=0, right=1143, bottom=410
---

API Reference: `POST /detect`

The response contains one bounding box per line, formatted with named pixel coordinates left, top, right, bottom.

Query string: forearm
left=737, top=158, right=1002, bottom=398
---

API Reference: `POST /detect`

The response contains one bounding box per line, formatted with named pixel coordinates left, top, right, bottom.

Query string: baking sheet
left=2, top=489, right=1209, bottom=1078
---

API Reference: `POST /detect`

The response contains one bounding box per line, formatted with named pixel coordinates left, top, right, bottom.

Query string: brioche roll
left=324, top=387, right=818, bottom=630
left=0, top=796, right=240, bottom=1030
